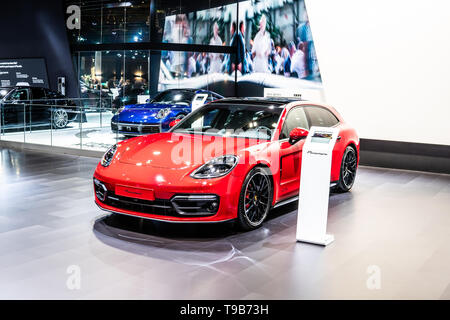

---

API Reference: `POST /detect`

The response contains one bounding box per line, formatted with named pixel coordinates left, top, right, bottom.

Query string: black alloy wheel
left=237, top=167, right=273, bottom=230
left=335, top=146, right=358, bottom=193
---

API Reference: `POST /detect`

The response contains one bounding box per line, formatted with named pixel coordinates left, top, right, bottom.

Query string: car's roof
left=162, top=88, right=220, bottom=95
left=212, top=97, right=303, bottom=107
left=163, top=88, right=205, bottom=93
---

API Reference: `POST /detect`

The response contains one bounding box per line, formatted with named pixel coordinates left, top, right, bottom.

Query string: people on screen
left=155, top=3, right=321, bottom=82
left=209, top=22, right=223, bottom=73
left=251, top=15, right=271, bottom=74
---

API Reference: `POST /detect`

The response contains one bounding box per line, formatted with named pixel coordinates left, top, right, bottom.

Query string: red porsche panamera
left=94, top=98, right=359, bottom=230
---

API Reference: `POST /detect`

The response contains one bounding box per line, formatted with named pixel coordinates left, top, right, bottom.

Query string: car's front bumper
left=95, top=201, right=235, bottom=224
left=93, top=168, right=243, bottom=223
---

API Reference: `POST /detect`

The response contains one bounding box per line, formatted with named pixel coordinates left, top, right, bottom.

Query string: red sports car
left=94, top=98, right=359, bottom=230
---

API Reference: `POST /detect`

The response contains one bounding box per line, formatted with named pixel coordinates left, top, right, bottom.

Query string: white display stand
left=137, top=95, right=150, bottom=104
left=296, top=126, right=339, bottom=246
left=191, top=93, right=208, bottom=110
left=191, top=93, right=209, bottom=129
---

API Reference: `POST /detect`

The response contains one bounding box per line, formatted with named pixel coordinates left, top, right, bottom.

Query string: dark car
left=0, top=86, right=81, bottom=130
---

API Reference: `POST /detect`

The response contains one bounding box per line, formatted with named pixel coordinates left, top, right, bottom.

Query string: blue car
left=111, top=89, right=223, bottom=136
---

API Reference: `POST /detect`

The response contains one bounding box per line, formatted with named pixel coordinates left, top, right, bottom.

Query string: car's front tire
left=237, top=167, right=273, bottom=231
left=335, top=146, right=358, bottom=193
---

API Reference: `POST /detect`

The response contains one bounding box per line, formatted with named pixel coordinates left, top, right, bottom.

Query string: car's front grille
left=112, top=122, right=160, bottom=134
left=140, top=125, right=160, bottom=134
left=106, top=194, right=176, bottom=216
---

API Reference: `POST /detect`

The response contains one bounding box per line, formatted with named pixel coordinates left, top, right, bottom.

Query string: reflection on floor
left=0, top=147, right=450, bottom=299
left=0, top=112, right=122, bottom=151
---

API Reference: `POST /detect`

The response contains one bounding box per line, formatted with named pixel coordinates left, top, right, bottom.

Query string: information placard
left=296, top=126, right=340, bottom=246
left=0, top=58, right=49, bottom=88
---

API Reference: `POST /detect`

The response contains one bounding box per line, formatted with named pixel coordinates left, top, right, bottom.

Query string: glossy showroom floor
left=0, top=147, right=450, bottom=300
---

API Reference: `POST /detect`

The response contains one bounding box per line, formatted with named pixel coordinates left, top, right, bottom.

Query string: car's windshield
left=173, top=104, right=282, bottom=140
left=0, top=88, right=11, bottom=99
left=7, top=89, right=29, bottom=101
left=152, top=90, right=195, bottom=105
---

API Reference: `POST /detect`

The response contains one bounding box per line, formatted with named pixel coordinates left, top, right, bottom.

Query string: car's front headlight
left=191, top=155, right=239, bottom=179
left=101, top=144, right=117, bottom=167
left=156, top=108, right=172, bottom=119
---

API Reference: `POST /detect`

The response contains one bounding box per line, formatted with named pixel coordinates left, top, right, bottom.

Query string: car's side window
left=45, top=89, right=64, bottom=99
left=280, top=107, right=309, bottom=140
left=45, top=90, right=56, bottom=99
left=8, top=89, right=29, bottom=101
left=212, top=94, right=223, bottom=101
left=202, top=109, right=220, bottom=127
left=305, top=106, right=339, bottom=127
left=31, top=88, right=46, bottom=100
left=205, top=95, right=217, bottom=103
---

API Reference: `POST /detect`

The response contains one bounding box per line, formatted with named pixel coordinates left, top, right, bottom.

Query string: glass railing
left=0, top=97, right=125, bottom=152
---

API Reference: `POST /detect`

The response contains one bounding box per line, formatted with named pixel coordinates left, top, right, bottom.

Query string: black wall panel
left=0, top=0, right=78, bottom=97
left=360, top=139, right=450, bottom=174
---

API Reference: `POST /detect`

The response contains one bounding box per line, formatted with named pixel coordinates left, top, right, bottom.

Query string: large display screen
left=162, top=3, right=236, bottom=46
left=160, top=0, right=322, bottom=95
left=236, top=0, right=322, bottom=88
left=0, top=58, right=49, bottom=88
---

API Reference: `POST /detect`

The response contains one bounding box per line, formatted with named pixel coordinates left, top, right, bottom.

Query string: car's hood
left=124, top=102, right=190, bottom=110
left=117, top=107, right=163, bottom=122
left=117, top=103, right=189, bottom=122
left=117, top=132, right=268, bottom=170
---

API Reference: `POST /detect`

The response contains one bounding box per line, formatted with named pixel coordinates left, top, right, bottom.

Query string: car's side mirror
left=169, top=119, right=181, bottom=128
left=289, top=127, right=309, bottom=144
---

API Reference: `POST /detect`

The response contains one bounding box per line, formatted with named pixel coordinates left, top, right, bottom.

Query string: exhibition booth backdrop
left=306, top=0, right=450, bottom=173
left=0, top=0, right=78, bottom=97
left=69, top=0, right=323, bottom=99
left=307, top=0, right=450, bottom=146
left=0, top=0, right=448, bottom=173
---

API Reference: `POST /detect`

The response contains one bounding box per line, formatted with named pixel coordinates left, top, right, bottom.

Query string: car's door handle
left=337, top=136, right=342, bottom=141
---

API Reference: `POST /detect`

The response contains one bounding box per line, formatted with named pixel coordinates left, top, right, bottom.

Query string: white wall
left=306, top=0, right=450, bottom=145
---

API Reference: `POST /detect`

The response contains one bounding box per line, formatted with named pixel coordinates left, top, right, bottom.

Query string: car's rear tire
left=335, top=146, right=358, bottom=193
left=237, top=167, right=273, bottom=231
left=52, top=108, right=69, bottom=129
